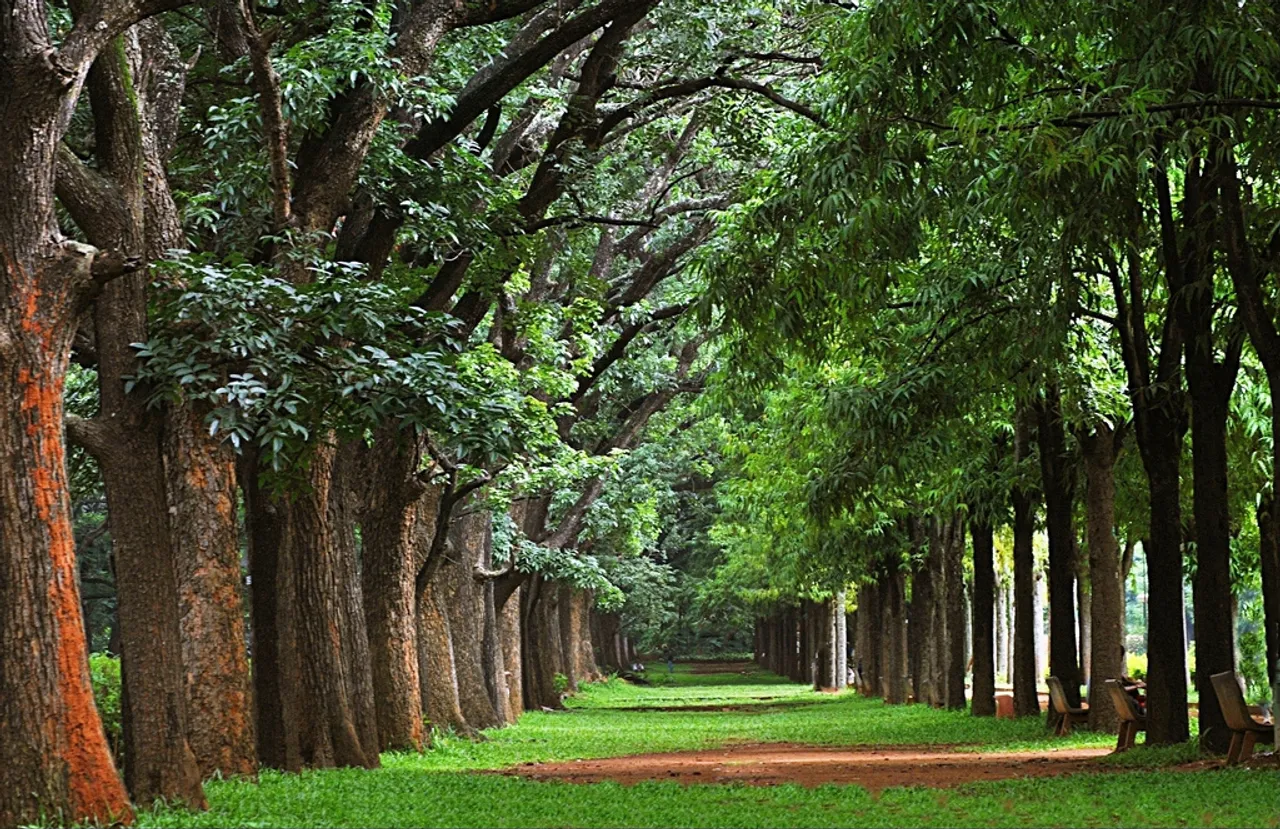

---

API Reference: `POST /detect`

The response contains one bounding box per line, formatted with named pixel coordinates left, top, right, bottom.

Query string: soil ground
left=503, top=742, right=1116, bottom=790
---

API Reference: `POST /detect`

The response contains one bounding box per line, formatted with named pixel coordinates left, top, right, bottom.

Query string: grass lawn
left=140, top=664, right=1280, bottom=828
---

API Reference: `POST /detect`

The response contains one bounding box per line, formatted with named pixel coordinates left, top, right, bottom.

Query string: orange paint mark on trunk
left=18, top=311, right=133, bottom=824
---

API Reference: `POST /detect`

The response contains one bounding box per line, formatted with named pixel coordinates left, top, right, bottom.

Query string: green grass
left=140, top=664, right=1280, bottom=828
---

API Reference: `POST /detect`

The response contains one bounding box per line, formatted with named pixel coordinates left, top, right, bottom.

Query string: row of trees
left=706, top=0, right=1280, bottom=752
left=0, top=0, right=826, bottom=824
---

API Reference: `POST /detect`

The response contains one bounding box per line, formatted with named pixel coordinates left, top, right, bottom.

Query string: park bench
left=1209, top=671, right=1275, bottom=765
left=1104, top=678, right=1146, bottom=751
left=1047, top=675, right=1089, bottom=736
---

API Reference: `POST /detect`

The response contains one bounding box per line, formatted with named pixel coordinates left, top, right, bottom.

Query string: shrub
left=89, top=653, right=123, bottom=764
left=552, top=672, right=570, bottom=697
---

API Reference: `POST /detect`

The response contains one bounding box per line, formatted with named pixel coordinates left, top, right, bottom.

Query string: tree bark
left=882, top=566, right=908, bottom=704
left=1081, top=424, right=1125, bottom=734
left=943, top=514, right=967, bottom=710
left=360, top=434, right=427, bottom=752
left=499, top=586, right=525, bottom=721
left=444, top=510, right=504, bottom=731
left=1036, top=386, right=1082, bottom=707
left=971, top=520, right=996, bottom=716
left=522, top=574, right=569, bottom=710
left=1012, top=409, right=1041, bottom=716
left=1186, top=361, right=1239, bottom=753
left=288, top=443, right=376, bottom=768
left=166, top=405, right=256, bottom=779
left=1258, top=495, right=1280, bottom=685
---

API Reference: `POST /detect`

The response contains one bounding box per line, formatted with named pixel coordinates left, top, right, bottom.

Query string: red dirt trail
left=502, top=743, right=1116, bottom=790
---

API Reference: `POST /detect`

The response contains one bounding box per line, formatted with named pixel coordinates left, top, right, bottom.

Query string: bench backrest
left=1105, top=678, right=1140, bottom=723
left=1209, top=671, right=1253, bottom=732
left=1047, top=675, right=1071, bottom=714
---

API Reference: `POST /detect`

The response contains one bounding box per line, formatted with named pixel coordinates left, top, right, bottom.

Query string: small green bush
left=552, top=672, right=570, bottom=697
left=89, top=653, right=123, bottom=763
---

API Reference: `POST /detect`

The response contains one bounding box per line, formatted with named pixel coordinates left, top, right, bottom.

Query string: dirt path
left=502, top=743, right=1115, bottom=790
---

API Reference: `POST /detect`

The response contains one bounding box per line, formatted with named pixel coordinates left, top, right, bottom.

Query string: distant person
left=663, top=645, right=674, bottom=674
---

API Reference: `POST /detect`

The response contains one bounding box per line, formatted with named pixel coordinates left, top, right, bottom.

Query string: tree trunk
left=418, top=570, right=470, bottom=735
left=444, top=510, right=504, bottom=731
left=499, top=586, right=525, bottom=722
left=1188, top=384, right=1237, bottom=753
left=360, top=435, right=427, bottom=752
left=0, top=307, right=133, bottom=824
left=166, top=405, right=256, bottom=779
left=243, top=457, right=301, bottom=771
left=288, top=443, right=375, bottom=768
left=995, top=573, right=1007, bottom=683
left=1139, top=431, right=1191, bottom=744
left=858, top=580, right=880, bottom=696
left=1081, top=424, right=1124, bottom=734
left=1013, top=410, right=1041, bottom=716
left=882, top=567, right=908, bottom=704
left=1076, top=545, right=1092, bottom=689
left=522, top=574, right=569, bottom=710
left=971, top=520, right=996, bottom=716
left=1037, top=387, right=1081, bottom=706
left=1258, top=495, right=1280, bottom=684
left=943, top=515, right=967, bottom=710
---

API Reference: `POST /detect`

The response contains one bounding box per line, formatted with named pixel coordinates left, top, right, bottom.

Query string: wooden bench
left=1047, top=675, right=1088, bottom=736
left=1209, top=671, right=1275, bottom=765
left=1104, top=678, right=1146, bottom=751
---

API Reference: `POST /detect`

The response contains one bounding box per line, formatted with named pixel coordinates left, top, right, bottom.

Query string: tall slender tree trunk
left=971, top=520, right=996, bottom=716
left=1258, top=495, right=1280, bottom=684
left=1187, top=369, right=1239, bottom=753
left=1013, top=409, right=1041, bottom=716
left=1081, top=424, right=1124, bottom=733
left=944, top=515, right=967, bottom=710
left=882, top=567, right=908, bottom=704
left=1139, top=432, right=1191, bottom=744
left=1037, top=386, right=1082, bottom=707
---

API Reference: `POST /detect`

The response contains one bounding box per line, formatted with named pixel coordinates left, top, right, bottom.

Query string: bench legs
left=1114, top=722, right=1138, bottom=752
left=1226, top=731, right=1244, bottom=765
left=1240, top=731, right=1259, bottom=764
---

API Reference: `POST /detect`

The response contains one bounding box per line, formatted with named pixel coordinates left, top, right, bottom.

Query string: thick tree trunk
left=0, top=300, right=133, bottom=824
left=1081, top=424, right=1124, bottom=734
left=288, top=443, right=376, bottom=768
left=971, top=520, right=996, bottom=716
left=92, top=278, right=205, bottom=807
left=166, top=405, right=256, bottom=779
left=1012, top=411, right=1041, bottom=717
left=522, top=575, right=569, bottom=710
left=417, top=571, right=470, bottom=735
left=1037, top=387, right=1082, bottom=706
left=360, top=435, right=427, bottom=752
left=444, top=511, right=504, bottom=731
